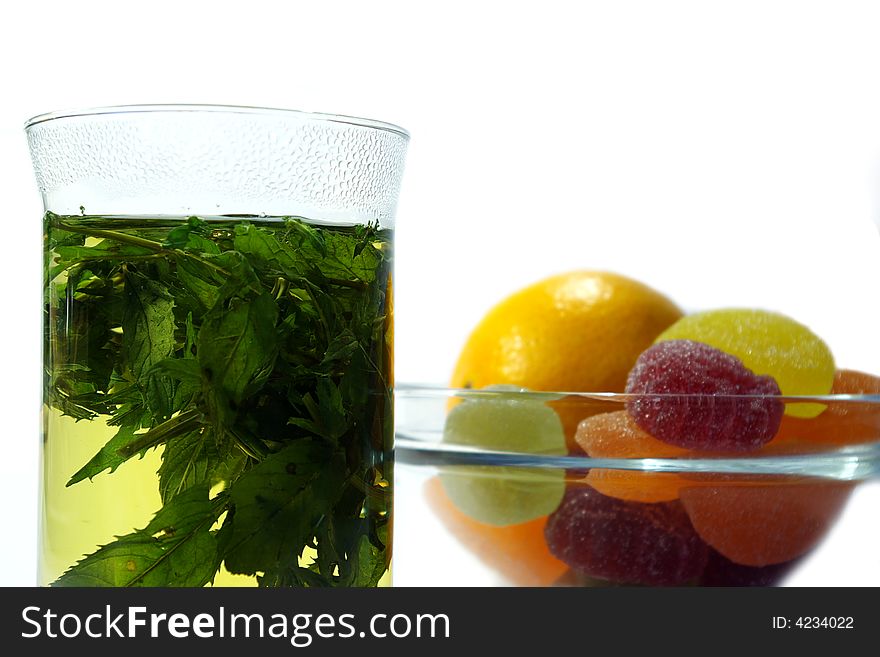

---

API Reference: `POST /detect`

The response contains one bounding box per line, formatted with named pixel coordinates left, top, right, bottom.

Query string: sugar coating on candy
left=575, top=410, right=689, bottom=458
left=574, top=411, right=689, bottom=503
left=656, top=309, right=834, bottom=418
left=625, top=340, right=784, bottom=451
left=544, top=486, right=708, bottom=585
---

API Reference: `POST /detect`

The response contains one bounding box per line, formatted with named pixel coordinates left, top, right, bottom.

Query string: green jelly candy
left=440, top=388, right=566, bottom=526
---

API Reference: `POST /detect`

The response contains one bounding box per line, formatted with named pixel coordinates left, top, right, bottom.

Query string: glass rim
left=394, top=430, right=880, bottom=466
left=394, top=382, right=880, bottom=403
left=394, top=435, right=880, bottom=474
left=395, top=383, right=880, bottom=477
left=24, top=103, right=410, bottom=138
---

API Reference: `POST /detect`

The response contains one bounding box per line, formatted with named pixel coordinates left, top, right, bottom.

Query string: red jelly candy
left=544, top=486, right=708, bottom=585
left=625, top=340, right=784, bottom=451
left=699, top=548, right=800, bottom=587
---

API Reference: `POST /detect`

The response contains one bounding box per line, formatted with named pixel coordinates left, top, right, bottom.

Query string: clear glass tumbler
left=27, top=105, right=408, bottom=587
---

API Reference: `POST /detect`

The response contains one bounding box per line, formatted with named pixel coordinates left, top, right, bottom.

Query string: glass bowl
left=393, top=384, right=880, bottom=587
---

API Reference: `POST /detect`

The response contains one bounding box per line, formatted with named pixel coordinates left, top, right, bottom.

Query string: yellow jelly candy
left=656, top=309, right=834, bottom=418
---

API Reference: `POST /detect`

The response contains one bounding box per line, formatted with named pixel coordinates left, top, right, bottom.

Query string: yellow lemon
left=451, top=270, right=683, bottom=395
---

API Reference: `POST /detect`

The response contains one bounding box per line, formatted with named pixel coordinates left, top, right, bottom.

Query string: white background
left=1, top=0, right=880, bottom=585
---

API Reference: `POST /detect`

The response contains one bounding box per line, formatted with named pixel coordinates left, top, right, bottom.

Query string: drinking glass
left=27, top=105, right=408, bottom=587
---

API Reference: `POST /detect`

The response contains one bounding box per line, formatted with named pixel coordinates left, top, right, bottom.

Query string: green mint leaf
left=158, top=429, right=218, bottom=504
left=184, top=311, right=197, bottom=356
left=310, top=481, right=390, bottom=588
left=235, top=219, right=382, bottom=286
left=210, top=251, right=263, bottom=301
left=52, top=485, right=221, bottom=587
left=319, top=230, right=382, bottom=283
left=45, top=215, right=86, bottom=252
left=47, top=367, right=104, bottom=421
left=46, top=269, right=122, bottom=401
left=176, top=250, right=262, bottom=312
left=67, top=424, right=152, bottom=486
left=163, top=216, right=215, bottom=250
left=197, top=293, right=279, bottom=411
left=234, top=223, right=305, bottom=279
left=144, top=373, right=178, bottom=424
left=285, top=220, right=328, bottom=258
left=351, top=533, right=388, bottom=587
left=103, top=383, right=150, bottom=428
left=121, top=270, right=180, bottom=423
left=50, top=236, right=157, bottom=287
left=176, top=258, right=224, bottom=310
left=122, top=271, right=176, bottom=381
left=292, top=379, right=347, bottom=443
left=320, top=330, right=359, bottom=370
left=55, top=241, right=156, bottom=265
left=45, top=214, right=393, bottom=587
left=153, top=357, right=201, bottom=384
left=287, top=416, right=323, bottom=435
left=67, top=408, right=203, bottom=487
left=218, top=440, right=346, bottom=575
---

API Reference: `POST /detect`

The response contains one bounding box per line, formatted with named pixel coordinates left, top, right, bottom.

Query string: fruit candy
left=546, top=394, right=621, bottom=454
left=767, top=369, right=880, bottom=452
left=574, top=411, right=689, bottom=502
left=831, top=368, right=880, bottom=395
left=699, top=548, right=800, bottom=587
left=679, top=479, right=853, bottom=566
left=440, top=390, right=566, bottom=525
left=656, top=309, right=835, bottom=418
left=625, top=340, right=784, bottom=451
left=424, top=477, right=568, bottom=586
left=544, top=486, right=708, bottom=585
left=557, top=548, right=801, bottom=587
left=585, top=470, right=688, bottom=505
left=575, top=411, right=688, bottom=459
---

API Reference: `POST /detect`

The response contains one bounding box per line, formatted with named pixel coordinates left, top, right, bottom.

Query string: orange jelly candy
left=679, top=480, right=853, bottom=566
left=767, top=369, right=880, bottom=453
left=547, top=395, right=620, bottom=454
left=423, top=476, right=568, bottom=586
left=574, top=411, right=691, bottom=503
left=671, top=370, right=869, bottom=566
